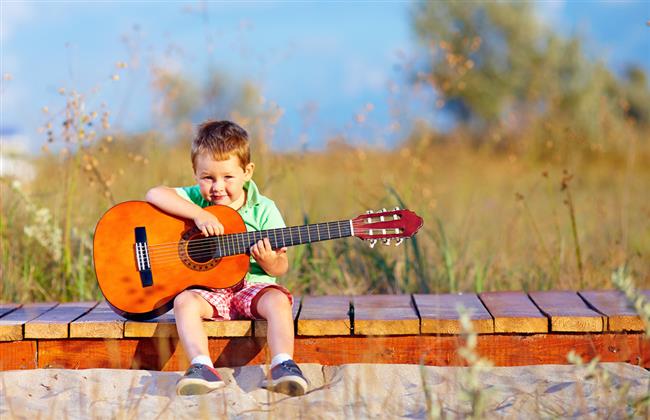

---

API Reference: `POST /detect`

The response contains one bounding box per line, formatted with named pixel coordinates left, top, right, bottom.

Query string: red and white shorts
left=189, top=280, right=292, bottom=320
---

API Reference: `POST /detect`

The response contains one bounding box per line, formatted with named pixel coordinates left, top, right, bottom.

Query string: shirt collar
left=243, top=179, right=261, bottom=209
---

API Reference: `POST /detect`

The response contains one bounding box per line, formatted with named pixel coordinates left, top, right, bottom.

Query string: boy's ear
left=244, top=162, right=255, bottom=180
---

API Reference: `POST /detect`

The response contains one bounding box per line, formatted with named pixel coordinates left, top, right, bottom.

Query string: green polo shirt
left=175, top=180, right=286, bottom=284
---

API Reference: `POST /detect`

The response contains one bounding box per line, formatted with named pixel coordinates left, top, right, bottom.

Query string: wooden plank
left=38, top=337, right=267, bottom=371
left=31, top=333, right=650, bottom=369
left=24, top=302, right=98, bottom=339
left=125, top=309, right=253, bottom=338
left=414, top=293, right=493, bottom=334
left=124, top=311, right=177, bottom=337
left=528, top=291, right=603, bottom=332
left=479, top=292, right=548, bottom=333
left=0, top=341, right=37, bottom=369
left=0, top=303, right=59, bottom=341
left=297, top=295, right=352, bottom=336
left=254, top=296, right=301, bottom=337
left=580, top=290, right=648, bottom=332
left=0, top=303, right=21, bottom=318
left=69, top=301, right=125, bottom=338
left=352, top=295, right=419, bottom=336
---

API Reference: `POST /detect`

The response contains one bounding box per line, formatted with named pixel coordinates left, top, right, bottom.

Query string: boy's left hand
left=250, top=238, right=287, bottom=264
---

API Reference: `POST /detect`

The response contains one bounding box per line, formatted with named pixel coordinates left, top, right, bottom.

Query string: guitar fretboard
left=210, top=220, right=353, bottom=258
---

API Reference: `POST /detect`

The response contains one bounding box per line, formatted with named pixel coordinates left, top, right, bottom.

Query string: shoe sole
left=176, top=378, right=225, bottom=396
left=262, top=375, right=308, bottom=396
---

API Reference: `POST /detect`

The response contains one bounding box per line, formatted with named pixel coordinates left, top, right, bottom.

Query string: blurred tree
left=411, top=2, right=649, bottom=148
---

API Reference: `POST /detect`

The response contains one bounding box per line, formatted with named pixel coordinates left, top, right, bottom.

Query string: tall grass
left=2, top=129, right=649, bottom=301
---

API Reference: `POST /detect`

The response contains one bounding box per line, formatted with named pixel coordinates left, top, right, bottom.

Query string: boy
left=145, top=120, right=308, bottom=396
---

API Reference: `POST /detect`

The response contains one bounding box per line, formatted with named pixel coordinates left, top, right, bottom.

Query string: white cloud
left=0, top=2, right=35, bottom=45
left=342, top=56, right=389, bottom=97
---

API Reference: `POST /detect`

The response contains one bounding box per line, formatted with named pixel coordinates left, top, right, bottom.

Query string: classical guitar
left=93, top=201, right=423, bottom=320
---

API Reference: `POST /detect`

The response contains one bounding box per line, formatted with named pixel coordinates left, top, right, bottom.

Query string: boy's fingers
left=278, top=247, right=288, bottom=253
left=263, top=237, right=272, bottom=250
left=200, top=226, right=209, bottom=237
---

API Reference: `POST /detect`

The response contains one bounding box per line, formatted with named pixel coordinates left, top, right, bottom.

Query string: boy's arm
left=145, top=186, right=224, bottom=236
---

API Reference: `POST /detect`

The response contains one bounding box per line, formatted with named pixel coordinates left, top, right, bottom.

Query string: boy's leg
left=251, top=288, right=294, bottom=357
left=174, top=290, right=225, bottom=395
left=251, top=287, right=308, bottom=396
left=174, top=290, right=214, bottom=361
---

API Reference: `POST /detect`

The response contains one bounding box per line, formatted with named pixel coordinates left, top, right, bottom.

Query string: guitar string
left=143, top=228, right=401, bottom=265
left=144, top=227, right=382, bottom=262
left=142, top=224, right=387, bottom=256
left=138, top=221, right=375, bottom=254
left=143, top=221, right=361, bottom=250
left=144, top=224, right=358, bottom=256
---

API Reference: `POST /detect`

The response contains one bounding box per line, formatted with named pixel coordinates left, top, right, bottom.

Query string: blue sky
left=1, top=1, right=649, bottom=152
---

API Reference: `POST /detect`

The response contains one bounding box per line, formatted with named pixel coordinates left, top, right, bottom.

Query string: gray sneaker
left=260, top=360, right=308, bottom=396
left=176, top=363, right=225, bottom=395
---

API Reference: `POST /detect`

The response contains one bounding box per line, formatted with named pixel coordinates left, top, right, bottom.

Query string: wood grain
left=124, top=311, right=253, bottom=338
left=31, top=333, right=650, bottom=369
left=479, top=292, right=548, bottom=333
left=296, top=295, right=352, bottom=336
left=414, top=293, right=493, bottom=334
left=0, top=304, right=21, bottom=319
left=352, top=295, right=419, bottom=336
left=25, top=302, right=98, bottom=338
left=0, top=303, right=59, bottom=341
left=528, top=291, right=603, bottom=332
left=0, top=340, right=37, bottom=370
left=579, top=290, right=646, bottom=332
left=69, top=302, right=125, bottom=338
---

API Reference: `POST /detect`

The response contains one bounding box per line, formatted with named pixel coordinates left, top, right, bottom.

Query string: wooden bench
left=1, top=291, right=648, bottom=371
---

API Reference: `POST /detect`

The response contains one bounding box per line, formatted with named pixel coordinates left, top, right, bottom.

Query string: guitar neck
left=212, top=220, right=354, bottom=258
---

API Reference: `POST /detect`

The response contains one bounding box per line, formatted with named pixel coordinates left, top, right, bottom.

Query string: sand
left=1, top=363, right=648, bottom=419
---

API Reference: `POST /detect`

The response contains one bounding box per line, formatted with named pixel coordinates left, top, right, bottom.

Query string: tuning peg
left=366, top=210, right=373, bottom=214
left=382, top=208, right=387, bottom=213
left=368, top=239, right=377, bottom=248
left=395, top=238, right=404, bottom=246
left=394, top=206, right=400, bottom=211
left=382, top=238, right=391, bottom=246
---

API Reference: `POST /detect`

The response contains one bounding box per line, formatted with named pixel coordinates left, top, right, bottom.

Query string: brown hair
left=191, top=120, right=250, bottom=170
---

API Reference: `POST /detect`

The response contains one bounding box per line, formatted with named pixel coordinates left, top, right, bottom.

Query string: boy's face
left=194, top=153, right=254, bottom=210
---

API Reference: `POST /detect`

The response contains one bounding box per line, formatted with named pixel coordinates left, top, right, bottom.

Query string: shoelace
left=186, top=364, right=204, bottom=376
left=278, top=361, right=303, bottom=376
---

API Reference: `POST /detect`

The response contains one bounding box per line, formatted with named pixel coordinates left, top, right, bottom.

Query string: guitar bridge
left=134, top=227, right=153, bottom=287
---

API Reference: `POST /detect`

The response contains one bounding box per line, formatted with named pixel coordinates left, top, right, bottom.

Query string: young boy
left=145, top=120, right=308, bottom=396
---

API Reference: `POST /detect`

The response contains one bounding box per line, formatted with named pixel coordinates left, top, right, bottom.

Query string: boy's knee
left=174, top=290, right=201, bottom=310
left=255, top=289, right=291, bottom=315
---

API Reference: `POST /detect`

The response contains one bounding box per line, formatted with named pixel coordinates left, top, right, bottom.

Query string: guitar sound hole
left=187, top=237, right=217, bottom=263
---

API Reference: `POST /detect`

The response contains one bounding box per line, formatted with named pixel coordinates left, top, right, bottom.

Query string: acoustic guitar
left=93, top=201, right=423, bottom=320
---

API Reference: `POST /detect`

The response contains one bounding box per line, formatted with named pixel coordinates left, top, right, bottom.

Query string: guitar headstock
left=351, top=207, right=424, bottom=248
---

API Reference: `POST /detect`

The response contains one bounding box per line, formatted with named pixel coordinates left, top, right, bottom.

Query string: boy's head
left=191, top=120, right=251, bottom=171
left=191, top=120, right=255, bottom=209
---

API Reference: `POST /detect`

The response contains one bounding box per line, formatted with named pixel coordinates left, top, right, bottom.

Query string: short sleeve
left=175, top=185, right=211, bottom=208
left=261, top=201, right=286, bottom=230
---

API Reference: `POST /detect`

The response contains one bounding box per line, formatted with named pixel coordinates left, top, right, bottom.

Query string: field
left=2, top=120, right=649, bottom=302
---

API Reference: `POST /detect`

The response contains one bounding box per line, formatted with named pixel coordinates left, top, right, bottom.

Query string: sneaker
left=260, top=360, right=309, bottom=396
left=176, top=363, right=225, bottom=395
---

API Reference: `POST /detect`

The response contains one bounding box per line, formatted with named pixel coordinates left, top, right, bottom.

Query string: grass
left=2, top=127, right=650, bottom=301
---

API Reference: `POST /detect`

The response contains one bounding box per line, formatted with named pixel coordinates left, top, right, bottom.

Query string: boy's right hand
left=193, top=209, right=225, bottom=237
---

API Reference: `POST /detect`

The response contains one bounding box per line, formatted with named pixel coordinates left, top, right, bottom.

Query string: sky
left=1, top=1, right=649, bottom=153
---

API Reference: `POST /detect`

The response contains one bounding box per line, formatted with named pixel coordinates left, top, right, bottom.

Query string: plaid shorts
left=189, top=280, right=292, bottom=320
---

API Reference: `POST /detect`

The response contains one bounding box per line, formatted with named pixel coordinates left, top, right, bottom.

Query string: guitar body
left=93, top=201, right=249, bottom=320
